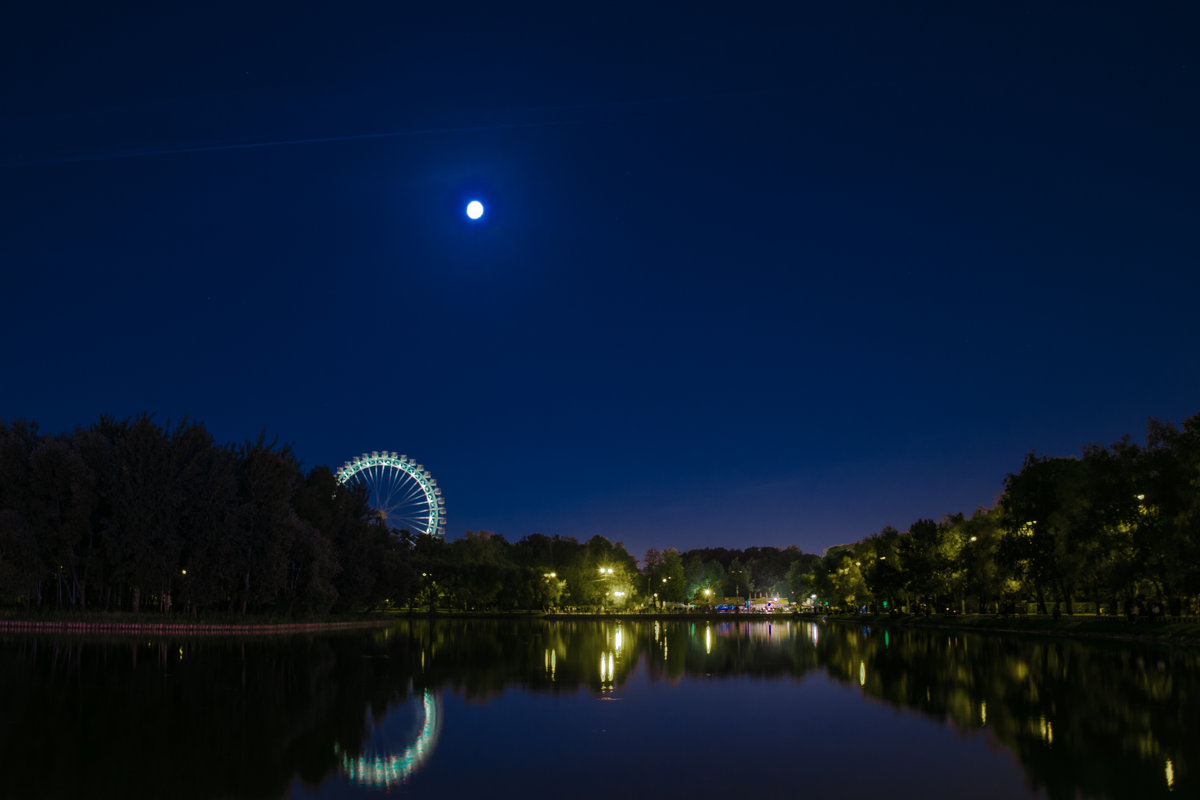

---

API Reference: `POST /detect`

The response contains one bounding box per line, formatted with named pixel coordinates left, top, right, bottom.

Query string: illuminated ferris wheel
left=336, top=451, right=446, bottom=537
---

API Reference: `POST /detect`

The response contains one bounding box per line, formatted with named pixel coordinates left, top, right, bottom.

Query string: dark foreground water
left=0, top=618, right=1194, bottom=799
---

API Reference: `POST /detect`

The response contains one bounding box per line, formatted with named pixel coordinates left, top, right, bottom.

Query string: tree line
left=0, top=415, right=410, bottom=615
left=0, top=415, right=816, bottom=616
left=801, top=410, right=1200, bottom=617
left=2, top=409, right=1197, bottom=617
left=407, top=533, right=818, bottom=612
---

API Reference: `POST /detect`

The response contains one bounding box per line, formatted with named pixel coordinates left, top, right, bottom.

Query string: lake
left=0, top=618, right=1193, bottom=799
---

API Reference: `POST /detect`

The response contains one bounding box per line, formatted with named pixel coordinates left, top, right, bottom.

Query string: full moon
left=466, top=200, right=484, bottom=220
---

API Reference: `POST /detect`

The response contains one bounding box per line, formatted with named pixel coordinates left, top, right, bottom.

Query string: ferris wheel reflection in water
left=336, top=689, right=442, bottom=789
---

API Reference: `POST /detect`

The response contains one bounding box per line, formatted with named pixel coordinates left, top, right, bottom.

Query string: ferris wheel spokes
left=336, top=451, right=445, bottom=537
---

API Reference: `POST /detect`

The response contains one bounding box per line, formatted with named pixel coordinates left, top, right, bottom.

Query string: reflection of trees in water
left=0, top=632, right=420, bottom=799
left=0, top=621, right=1193, bottom=799
left=800, top=623, right=1195, bottom=800
left=405, top=619, right=1195, bottom=800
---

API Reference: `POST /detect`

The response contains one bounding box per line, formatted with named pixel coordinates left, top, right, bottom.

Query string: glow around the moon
left=466, top=200, right=484, bottom=220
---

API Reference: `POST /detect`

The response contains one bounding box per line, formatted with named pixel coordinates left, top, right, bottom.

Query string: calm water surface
left=0, top=619, right=1194, bottom=799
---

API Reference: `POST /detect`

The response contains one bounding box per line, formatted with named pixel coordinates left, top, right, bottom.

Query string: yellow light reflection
left=859, top=661, right=866, bottom=687
left=600, top=652, right=615, bottom=686
left=705, top=625, right=712, bottom=654
left=980, top=701, right=987, bottom=725
left=1039, top=716, right=1054, bottom=745
left=614, top=627, right=623, bottom=653
left=1166, top=759, right=1174, bottom=790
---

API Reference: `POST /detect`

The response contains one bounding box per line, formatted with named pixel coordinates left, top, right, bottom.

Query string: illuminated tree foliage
left=804, top=410, right=1200, bottom=616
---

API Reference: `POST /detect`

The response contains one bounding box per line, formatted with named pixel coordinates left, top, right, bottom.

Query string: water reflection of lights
left=705, top=625, right=712, bottom=655
left=810, top=623, right=819, bottom=646
left=859, top=661, right=866, bottom=687
left=980, top=701, right=987, bottom=726
left=339, top=689, right=441, bottom=789
left=1166, top=759, right=1174, bottom=790
left=545, top=648, right=557, bottom=681
left=600, top=652, right=615, bottom=689
left=614, top=626, right=623, bottom=653
left=1038, top=715, right=1054, bottom=745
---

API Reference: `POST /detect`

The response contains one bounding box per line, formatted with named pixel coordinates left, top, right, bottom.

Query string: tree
left=786, top=557, right=818, bottom=607
left=1000, top=454, right=1099, bottom=614
left=643, top=548, right=686, bottom=604
left=724, top=557, right=752, bottom=600
left=27, top=434, right=96, bottom=608
left=683, top=554, right=725, bottom=603
left=0, top=510, right=40, bottom=607
left=899, top=519, right=942, bottom=612
left=230, top=433, right=303, bottom=614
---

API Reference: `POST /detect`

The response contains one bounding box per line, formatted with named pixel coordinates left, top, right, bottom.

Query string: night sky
left=4, top=2, right=1198, bottom=557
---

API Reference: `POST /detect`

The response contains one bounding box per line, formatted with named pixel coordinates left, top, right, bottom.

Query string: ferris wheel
left=336, top=451, right=446, bottom=537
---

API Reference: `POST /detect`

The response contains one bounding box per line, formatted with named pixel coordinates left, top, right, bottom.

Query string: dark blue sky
left=4, top=2, right=1198, bottom=557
